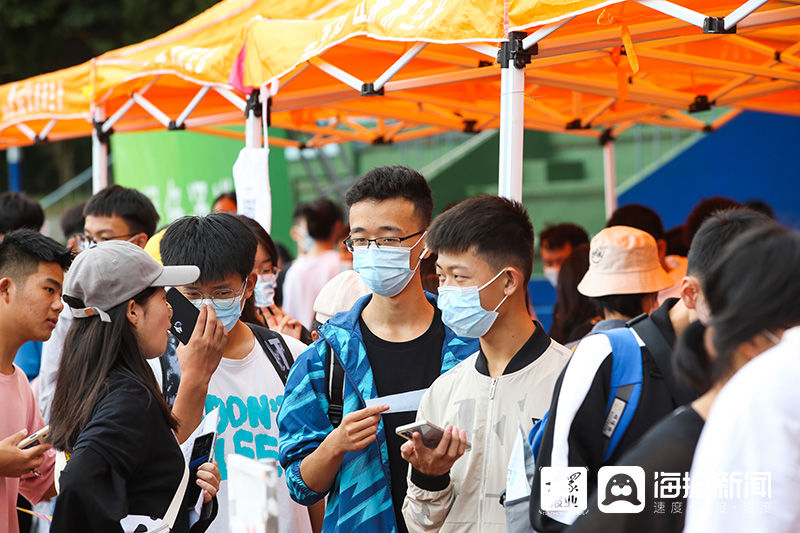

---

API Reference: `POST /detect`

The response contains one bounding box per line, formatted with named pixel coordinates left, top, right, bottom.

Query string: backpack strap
left=246, top=323, right=294, bottom=385
left=529, top=411, right=549, bottom=458
left=324, top=339, right=345, bottom=428
left=627, top=313, right=688, bottom=406
left=598, top=328, right=644, bottom=462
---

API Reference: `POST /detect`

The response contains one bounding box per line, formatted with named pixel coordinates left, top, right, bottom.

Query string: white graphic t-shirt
left=205, top=333, right=311, bottom=533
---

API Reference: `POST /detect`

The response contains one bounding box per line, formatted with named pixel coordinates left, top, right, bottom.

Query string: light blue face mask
left=437, top=269, right=509, bottom=338
left=191, top=294, right=244, bottom=331
left=303, top=232, right=315, bottom=254
left=254, top=273, right=277, bottom=308
left=352, top=233, right=426, bottom=297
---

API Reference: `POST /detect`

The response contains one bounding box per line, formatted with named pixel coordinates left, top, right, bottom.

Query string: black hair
left=707, top=224, right=800, bottom=366
left=159, top=213, right=253, bottom=283
left=60, top=201, right=86, bottom=241
left=549, top=243, right=600, bottom=344
left=685, top=196, right=741, bottom=245
left=237, top=214, right=279, bottom=326
left=427, top=195, right=534, bottom=284
left=686, top=208, right=772, bottom=286
left=292, top=198, right=343, bottom=241
left=161, top=213, right=256, bottom=285
left=743, top=199, right=775, bottom=219
left=539, top=223, right=589, bottom=251
left=84, top=185, right=160, bottom=237
left=0, top=230, right=73, bottom=282
left=606, top=204, right=665, bottom=241
left=213, top=190, right=237, bottom=208
left=665, top=224, right=688, bottom=256
left=0, top=192, right=44, bottom=234
left=50, top=287, right=176, bottom=452
left=237, top=215, right=278, bottom=266
left=275, top=242, right=292, bottom=265
left=593, top=293, right=652, bottom=319
left=345, top=166, right=433, bottom=227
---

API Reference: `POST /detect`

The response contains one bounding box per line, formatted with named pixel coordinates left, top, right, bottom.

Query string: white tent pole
left=373, top=42, right=427, bottom=91
left=245, top=90, right=263, bottom=148
left=725, top=0, right=769, bottom=30
left=498, top=32, right=530, bottom=201
left=634, top=0, right=706, bottom=28
left=92, top=106, right=108, bottom=193
left=602, top=132, right=617, bottom=219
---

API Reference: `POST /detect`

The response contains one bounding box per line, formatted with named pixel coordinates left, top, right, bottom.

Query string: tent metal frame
left=1, top=0, right=798, bottom=215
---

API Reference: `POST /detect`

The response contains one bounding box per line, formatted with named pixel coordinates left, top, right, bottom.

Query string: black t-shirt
left=359, top=306, right=446, bottom=533
left=567, top=406, right=705, bottom=533
left=52, top=374, right=192, bottom=533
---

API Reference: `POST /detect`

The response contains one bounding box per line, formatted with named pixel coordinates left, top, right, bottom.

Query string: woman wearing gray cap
left=47, top=241, right=224, bottom=532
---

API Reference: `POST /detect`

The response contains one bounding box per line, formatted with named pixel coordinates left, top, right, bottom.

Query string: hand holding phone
left=182, top=432, right=216, bottom=509
left=18, top=426, right=49, bottom=450
left=0, top=429, right=50, bottom=478
left=174, top=299, right=227, bottom=390
left=398, top=421, right=470, bottom=478
left=396, top=421, right=471, bottom=451
left=167, top=288, right=200, bottom=345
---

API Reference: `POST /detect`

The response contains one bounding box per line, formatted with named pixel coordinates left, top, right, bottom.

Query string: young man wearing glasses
left=38, top=185, right=172, bottom=419
left=160, top=213, right=322, bottom=533
left=278, top=166, right=479, bottom=533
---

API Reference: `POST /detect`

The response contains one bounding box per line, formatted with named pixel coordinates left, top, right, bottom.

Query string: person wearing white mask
left=278, top=166, right=479, bottom=533
left=159, top=213, right=320, bottom=533
left=399, top=195, right=571, bottom=533
left=283, top=199, right=345, bottom=330
left=237, top=215, right=311, bottom=344
left=539, top=223, right=589, bottom=287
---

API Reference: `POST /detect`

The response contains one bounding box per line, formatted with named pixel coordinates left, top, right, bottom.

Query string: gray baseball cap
left=64, top=240, right=199, bottom=322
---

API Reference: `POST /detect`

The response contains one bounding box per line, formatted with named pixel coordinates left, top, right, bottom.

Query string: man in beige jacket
left=400, top=195, right=571, bottom=532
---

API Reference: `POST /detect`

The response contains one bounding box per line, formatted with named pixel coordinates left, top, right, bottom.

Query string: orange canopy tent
left=234, top=0, right=800, bottom=207
left=1, top=0, right=799, bottom=210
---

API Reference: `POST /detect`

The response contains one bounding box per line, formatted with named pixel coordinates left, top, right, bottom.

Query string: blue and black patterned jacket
left=277, top=292, right=478, bottom=532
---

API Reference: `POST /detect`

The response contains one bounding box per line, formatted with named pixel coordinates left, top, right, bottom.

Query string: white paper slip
left=365, top=389, right=426, bottom=413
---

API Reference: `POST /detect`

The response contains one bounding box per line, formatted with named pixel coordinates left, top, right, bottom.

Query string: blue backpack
left=529, top=328, right=643, bottom=463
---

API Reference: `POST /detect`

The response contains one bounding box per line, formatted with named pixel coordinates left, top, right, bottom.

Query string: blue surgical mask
left=303, top=232, right=315, bottom=254
left=191, top=295, right=243, bottom=331
left=254, top=273, right=277, bottom=308
left=352, top=233, right=426, bottom=297
left=437, top=269, right=509, bottom=338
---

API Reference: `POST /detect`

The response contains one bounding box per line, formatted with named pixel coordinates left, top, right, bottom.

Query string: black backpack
left=323, top=339, right=345, bottom=428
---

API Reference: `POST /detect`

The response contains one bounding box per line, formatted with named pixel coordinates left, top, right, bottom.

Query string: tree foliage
left=0, top=0, right=218, bottom=195
left=1, top=0, right=218, bottom=83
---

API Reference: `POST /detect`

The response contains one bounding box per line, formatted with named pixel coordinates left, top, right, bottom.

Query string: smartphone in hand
left=396, top=420, right=471, bottom=451
left=181, top=432, right=215, bottom=509
left=167, top=288, right=200, bottom=345
left=18, top=426, right=49, bottom=450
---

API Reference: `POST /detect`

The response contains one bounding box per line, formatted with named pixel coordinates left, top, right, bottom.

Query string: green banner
left=111, top=129, right=293, bottom=248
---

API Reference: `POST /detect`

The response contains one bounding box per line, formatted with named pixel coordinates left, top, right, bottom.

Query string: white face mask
left=352, top=233, right=426, bottom=297
left=437, top=269, right=509, bottom=338
left=254, top=273, right=277, bottom=308
left=544, top=266, right=560, bottom=287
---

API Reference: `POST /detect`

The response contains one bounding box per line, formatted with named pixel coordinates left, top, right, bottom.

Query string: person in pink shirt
left=0, top=230, right=72, bottom=533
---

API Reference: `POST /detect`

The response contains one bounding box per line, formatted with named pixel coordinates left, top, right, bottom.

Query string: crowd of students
left=0, top=166, right=797, bottom=533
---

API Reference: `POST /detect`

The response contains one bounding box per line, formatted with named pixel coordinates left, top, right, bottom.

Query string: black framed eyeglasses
left=179, top=280, right=247, bottom=309
left=343, top=231, right=424, bottom=252
left=75, top=232, right=137, bottom=249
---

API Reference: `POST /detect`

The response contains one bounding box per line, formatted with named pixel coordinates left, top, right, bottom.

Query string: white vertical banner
left=228, top=455, right=280, bottom=533
left=233, top=147, right=272, bottom=232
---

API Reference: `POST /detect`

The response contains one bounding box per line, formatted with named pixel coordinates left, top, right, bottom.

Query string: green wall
left=111, top=129, right=293, bottom=247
